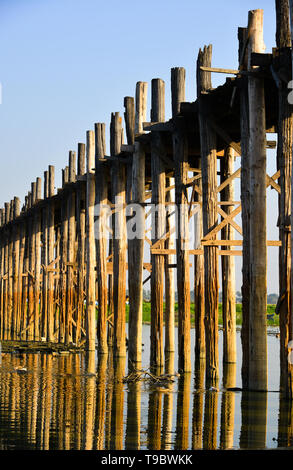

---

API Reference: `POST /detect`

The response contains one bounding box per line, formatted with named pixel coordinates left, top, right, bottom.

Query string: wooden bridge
left=0, top=5, right=293, bottom=397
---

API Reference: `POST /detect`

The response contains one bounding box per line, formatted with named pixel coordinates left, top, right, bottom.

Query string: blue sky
left=0, top=0, right=279, bottom=292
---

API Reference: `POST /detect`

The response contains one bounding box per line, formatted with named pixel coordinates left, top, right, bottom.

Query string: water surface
left=0, top=326, right=292, bottom=450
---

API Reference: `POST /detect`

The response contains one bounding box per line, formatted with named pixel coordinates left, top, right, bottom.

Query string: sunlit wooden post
left=95, top=123, right=108, bottom=355
left=126, top=88, right=146, bottom=367
left=220, top=147, right=236, bottom=364
left=197, top=46, right=219, bottom=385
left=172, top=67, right=192, bottom=373
left=247, top=9, right=267, bottom=391
left=111, top=112, right=127, bottom=357
left=86, top=130, right=96, bottom=351
left=150, top=78, right=166, bottom=370
left=47, top=166, right=55, bottom=342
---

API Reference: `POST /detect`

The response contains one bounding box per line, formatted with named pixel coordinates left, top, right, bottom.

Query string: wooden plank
left=216, top=168, right=241, bottom=193
left=200, top=66, right=239, bottom=74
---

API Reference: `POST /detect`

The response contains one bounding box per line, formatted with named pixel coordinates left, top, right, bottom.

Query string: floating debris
left=123, top=367, right=178, bottom=385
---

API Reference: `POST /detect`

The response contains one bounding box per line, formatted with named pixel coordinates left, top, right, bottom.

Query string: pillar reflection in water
left=162, top=352, right=175, bottom=450
left=239, top=391, right=267, bottom=449
left=203, top=376, right=219, bottom=450
left=192, top=358, right=205, bottom=449
left=175, top=372, right=191, bottom=449
left=220, top=362, right=236, bottom=449
left=277, top=393, right=293, bottom=447
left=147, top=366, right=163, bottom=450
left=110, top=357, right=126, bottom=450
left=125, top=381, right=141, bottom=450
left=83, top=351, right=96, bottom=450
left=95, top=354, right=107, bottom=450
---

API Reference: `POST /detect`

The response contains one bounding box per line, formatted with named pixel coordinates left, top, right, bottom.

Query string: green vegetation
left=124, top=302, right=279, bottom=327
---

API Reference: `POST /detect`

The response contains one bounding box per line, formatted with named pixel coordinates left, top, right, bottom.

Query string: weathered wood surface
left=197, top=45, right=219, bottom=385
left=172, top=67, right=191, bottom=373
left=277, top=0, right=293, bottom=399
left=247, top=9, right=268, bottom=391
left=86, top=131, right=96, bottom=351
left=220, top=147, right=236, bottom=364
left=150, top=79, right=166, bottom=370
left=127, top=84, right=145, bottom=366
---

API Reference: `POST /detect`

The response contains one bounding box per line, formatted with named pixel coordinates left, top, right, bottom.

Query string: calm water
left=0, top=325, right=292, bottom=450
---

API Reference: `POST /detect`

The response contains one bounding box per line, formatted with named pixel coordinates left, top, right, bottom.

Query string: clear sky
left=0, top=0, right=280, bottom=293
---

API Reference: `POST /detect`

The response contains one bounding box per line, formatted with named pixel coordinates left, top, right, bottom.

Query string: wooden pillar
left=47, top=166, right=55, bottom=342
left=165, top=177, right=175, bottom=354
left=27, top=187, right=35, bottom=341
left=276, top=0, right=293, bottom=399
left=197, top=46, right=219, bottom=385
left=59, top=169, right=69, bottom=343
left=12, top=198, right=20, bottom=339
left=86, top=130, right=96, bottom=351
left=247, top=9, right=267, bottom=391
left=21, top=208, right=29, bottom=340
left=76, top=143, right=86, bottom=346
left=172, top=67, right=192, bottom=373
left=127, top=88, right=146, bottom=367
left=220, top=147, right=236, bottom=363
left=238, top=26, right=250, bottom=389
left=7, top=200, right=14, bottom=340
left=0, top=210, right=4, bottom=339
left=194, top=166, right=205, bottom=359
left=150, top=79, right=165, bottom=370
left=66, top=153, right=76, bottom=344
left=3, top=202, right=10, bottom=340
left=95, top=123, right=108, bottom=355
left=111, top=112, right=127, bottom=357
left=41, top=170, right=49, bottom=340
left=33, top=179, right=41, bottom=341
left=17, top=210, right=25, bottom=339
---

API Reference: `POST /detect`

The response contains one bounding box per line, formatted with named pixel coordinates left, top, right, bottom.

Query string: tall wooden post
left=194, top=166, right=205, bottom=359
left=238, top=26, right=250, bottom=389
left=76, top=143, right=86, bottom=345
left=3, top=203, right=10, bottom=339
left=150, top=79, right=166, bottom=370
left=172, top=67, right=192, bottom=373
left=125, top=92, right=145, bottom=366
left=41, top=170, right=49, bottom=340
left=27, top=187, right=35, bottom=341
left=0, top=210, right=4, bottom=339
left=47, top=166, right=55, bottom=342
left=95, top=123, right=108, bottom=355
left=247, top=9, right=268, bottom=391
left=276, top=0, right=293, bottom=399
left=66, top=153, right=76, bottom=344
left=12, top=197, right=20, bottom=339
left=86, top=130, right=96, bottom=351
left=165, top=177, right=175, bottom=354
left=34, top=179, right=41, bottom=341
left=7, top=200, right=14, bottom=340
left=220, top=147, right=236, bottom=364
left=111, top=112, right=127, bottom=357
left=17, top=211, right=26, bottom=339
left=197, top=46, right=219, bottom=385
left=60, top=169, right=69, bottom=343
